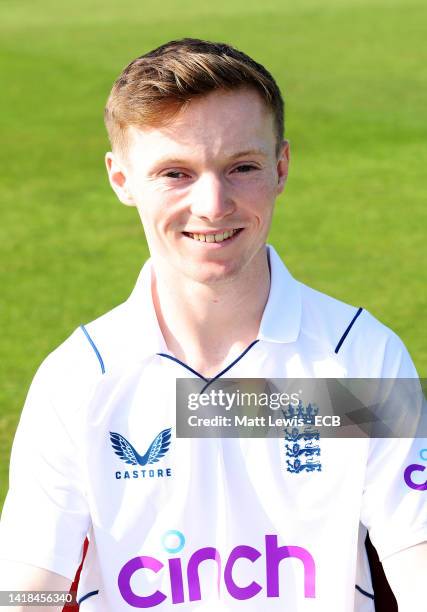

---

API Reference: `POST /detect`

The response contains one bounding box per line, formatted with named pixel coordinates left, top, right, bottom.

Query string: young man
left=0, top=39, right=426, bottom=612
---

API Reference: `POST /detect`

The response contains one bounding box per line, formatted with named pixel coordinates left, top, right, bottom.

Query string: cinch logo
left=404, top=448, right=427, bottom=491
left=117, top=531, right=316, bottom=608
left=110, top=428, right=172, bottom=480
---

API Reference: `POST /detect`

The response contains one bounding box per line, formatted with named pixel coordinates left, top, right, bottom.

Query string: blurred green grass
left=1, top=0, right=426, bottom=509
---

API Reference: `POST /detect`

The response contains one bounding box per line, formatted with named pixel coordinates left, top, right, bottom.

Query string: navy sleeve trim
left=334, top=307, right=363, bottom=354
left=77, top=589, right=100, bottom=605
left=355, top=584, right=375, bottom=600
left=80, top=324, right=106, bottom=374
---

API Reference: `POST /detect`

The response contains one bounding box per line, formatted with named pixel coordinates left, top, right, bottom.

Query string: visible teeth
left=188, top=229, right=239, bottom=242
left=215, top=232, right=228, bottom=242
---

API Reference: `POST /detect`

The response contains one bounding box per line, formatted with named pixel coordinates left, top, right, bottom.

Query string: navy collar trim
left=157, top=339, right=260, bottom=393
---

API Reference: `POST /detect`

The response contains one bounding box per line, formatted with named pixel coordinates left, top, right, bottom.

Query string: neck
left=151, top=247, right=270, bottom=377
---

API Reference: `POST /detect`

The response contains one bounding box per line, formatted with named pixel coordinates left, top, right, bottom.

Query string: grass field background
left=1, top=0, right=426, bottom=510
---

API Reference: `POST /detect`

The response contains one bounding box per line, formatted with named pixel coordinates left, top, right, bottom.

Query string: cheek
left=242, top=178, right=276, bottom=216
left=137, top=202, right=181, bottom=245
left=241, top=171, right=277, bottom=199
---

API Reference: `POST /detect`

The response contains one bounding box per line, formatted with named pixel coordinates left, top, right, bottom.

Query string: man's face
left=106, top=87, right=289, bottom=285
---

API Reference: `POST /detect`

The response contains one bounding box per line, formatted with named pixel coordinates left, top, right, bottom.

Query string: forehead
left=125, top=88, right=277, bottom=166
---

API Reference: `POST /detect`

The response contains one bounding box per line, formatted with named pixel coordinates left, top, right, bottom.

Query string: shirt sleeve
left=0, top=341, right=92, bottom=581
left=360, top=332, right=427, bottom=561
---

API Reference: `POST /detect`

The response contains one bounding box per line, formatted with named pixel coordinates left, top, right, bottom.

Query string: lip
left=183, top=228, right=241, bottom=235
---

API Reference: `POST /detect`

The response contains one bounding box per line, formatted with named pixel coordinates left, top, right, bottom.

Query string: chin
left=182, top=260, right=245, bottom=285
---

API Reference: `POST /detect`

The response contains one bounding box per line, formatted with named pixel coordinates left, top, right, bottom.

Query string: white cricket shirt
left=1, top=245, right=426, bottom=611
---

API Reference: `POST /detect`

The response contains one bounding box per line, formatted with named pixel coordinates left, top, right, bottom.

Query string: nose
left=189, top=172, right=235, bottom=222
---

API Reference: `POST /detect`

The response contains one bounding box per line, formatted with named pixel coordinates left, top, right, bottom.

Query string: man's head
left=104, top=38, right=285, bottom=160
left=105, top=39, right=289, bottom=286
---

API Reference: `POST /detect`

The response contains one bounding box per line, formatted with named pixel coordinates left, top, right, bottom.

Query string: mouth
left=182, top=228, right=243, bottom=244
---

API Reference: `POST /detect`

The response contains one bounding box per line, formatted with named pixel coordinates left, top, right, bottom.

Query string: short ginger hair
left=104, top=38, right=285, bottom=157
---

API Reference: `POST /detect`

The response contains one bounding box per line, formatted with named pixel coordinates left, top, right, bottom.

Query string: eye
left=163, top=170, right=189, bottom=179
left=232, top=164, right=258, bottom=173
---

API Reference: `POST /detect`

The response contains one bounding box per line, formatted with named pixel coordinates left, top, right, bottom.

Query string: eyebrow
left=150, top=148, right=269, bottom=169
left=228, top=148, right=269, bottom=159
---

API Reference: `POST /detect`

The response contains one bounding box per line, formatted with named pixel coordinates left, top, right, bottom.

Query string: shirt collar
left=126, top=244, right=302, bottom=358
left=257, top=245, right=302, bottom=344
left=125, top=259, right=168, bottom=357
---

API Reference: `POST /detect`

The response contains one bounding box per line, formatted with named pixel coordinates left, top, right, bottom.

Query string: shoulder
left=298, top=282, right=417, bottom=377
left=78, top=299, right=137, bottom=375
left=42, top=300, right=128, bottom=374
left=30, top=297, right=140, bottom=415
left=26, top=260, right=153, bottom=416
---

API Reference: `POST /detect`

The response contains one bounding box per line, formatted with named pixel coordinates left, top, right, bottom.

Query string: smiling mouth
left=183, top=228, right=243, bottom=243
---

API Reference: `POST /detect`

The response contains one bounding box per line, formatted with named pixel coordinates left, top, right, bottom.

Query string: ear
left=276, top=139, right=290, bottom=195
left=105, top=152, right=135, bottom=206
